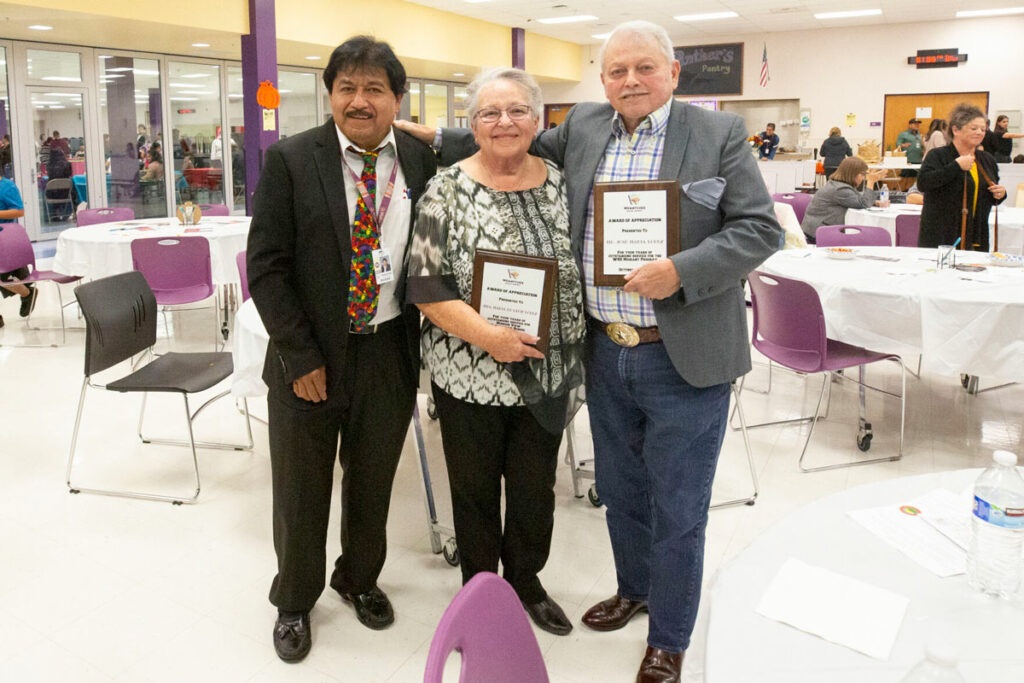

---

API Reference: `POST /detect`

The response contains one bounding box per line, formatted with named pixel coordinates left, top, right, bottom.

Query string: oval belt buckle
left=606, top=322, right=640, bottom=348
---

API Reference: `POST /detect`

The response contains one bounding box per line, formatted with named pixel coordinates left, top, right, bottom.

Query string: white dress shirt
left=335, top=125, right=411, bottom=325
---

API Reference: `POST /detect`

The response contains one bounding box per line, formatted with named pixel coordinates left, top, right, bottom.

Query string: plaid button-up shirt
left=582, top=98, right=672, bottom=327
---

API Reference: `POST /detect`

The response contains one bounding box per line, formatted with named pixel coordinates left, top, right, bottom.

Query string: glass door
left=28, top=86, right=89, bottom=234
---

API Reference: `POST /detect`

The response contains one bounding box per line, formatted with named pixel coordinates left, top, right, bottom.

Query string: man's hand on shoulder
left=393, top=119, right=436, bottom=145
left=293, top=366, right=327, bottom=403
left=623, top=258, right=681, bottom=300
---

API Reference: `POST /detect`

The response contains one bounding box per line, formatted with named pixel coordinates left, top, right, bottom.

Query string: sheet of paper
left=848, top=492, right=967, bottom=577
left=756, top=558, right=909, bottom=660
left=915, top=488, right=972, bottom=550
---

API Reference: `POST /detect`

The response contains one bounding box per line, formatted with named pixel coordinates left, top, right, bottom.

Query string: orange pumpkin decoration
left=256, top=80, right=280, bottom=109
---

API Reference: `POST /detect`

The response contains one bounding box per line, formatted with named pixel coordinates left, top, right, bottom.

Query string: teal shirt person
left=0, top=177, right=24, bottom=223
left=896, top=126, right=924, bottom=164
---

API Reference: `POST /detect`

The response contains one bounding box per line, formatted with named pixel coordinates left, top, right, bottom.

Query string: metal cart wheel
left=587, top=484, right=603, bottom=508
left=857, top=433, right=873, bottom=452
left=442, top=537, right=460, bottom=566
left=426, top=397, right=438, bottom=420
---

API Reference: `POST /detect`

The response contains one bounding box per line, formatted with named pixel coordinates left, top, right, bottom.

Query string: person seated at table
left=758, top=123, right=779, bottom=160
left=819, top=127, right=852, bottom=179
left=918, top=103, right=1006, bottom=250
left=45, top=147, right=80, bottom=207
left=0, top=177, right=36, bottom=328
left=141, top=145, right=164, bottom=181
left=407, top=67, right=584, bottom=636
left=800, top=157, right=886, bottom=243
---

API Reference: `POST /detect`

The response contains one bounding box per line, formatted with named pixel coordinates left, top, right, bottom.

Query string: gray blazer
left=441, top=100, right=782, bottom=387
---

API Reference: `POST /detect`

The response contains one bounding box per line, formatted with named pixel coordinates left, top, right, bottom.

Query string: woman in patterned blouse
left=407, top=68, right=585, bottom=636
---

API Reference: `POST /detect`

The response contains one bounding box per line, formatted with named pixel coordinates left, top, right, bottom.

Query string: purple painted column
left=512, top=28, right=525, bottom=70
left=241, top=0, right=278, bottom=215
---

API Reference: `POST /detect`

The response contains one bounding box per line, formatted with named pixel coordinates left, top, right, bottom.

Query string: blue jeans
left=587, top=331, right=730, bottom=652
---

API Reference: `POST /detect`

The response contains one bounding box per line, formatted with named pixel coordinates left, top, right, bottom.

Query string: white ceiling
left=406, top=0, right=1004, bottom=44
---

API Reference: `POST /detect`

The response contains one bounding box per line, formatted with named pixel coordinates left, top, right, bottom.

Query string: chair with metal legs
left=66, top=271, right=253, bottom=504
left=739, top=270, right=906, bottom=472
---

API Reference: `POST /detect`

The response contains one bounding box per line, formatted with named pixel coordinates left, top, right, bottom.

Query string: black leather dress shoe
left=273, top=611, right=311, bottom=663
left=581, top=595, right=648, bottom=631
left=19, top=286, right=37, bottom=318
left=635, top=646, right=683, bottom=683
left=339, top=586, right=394, bottom=630
left=522, top=596, right=573, bottom=636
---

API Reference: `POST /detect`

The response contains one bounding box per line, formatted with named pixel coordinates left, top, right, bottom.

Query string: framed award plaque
left=593, top=180, right=681, bottom=287
left=471, top=249, right=558, bottom=354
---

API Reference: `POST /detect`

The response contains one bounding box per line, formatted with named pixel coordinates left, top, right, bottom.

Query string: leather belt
left=349, top=316, right=401, bottom=335
left=589, top=318, right=661, bottom=347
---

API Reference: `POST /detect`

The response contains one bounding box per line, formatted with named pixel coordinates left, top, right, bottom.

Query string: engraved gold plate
left=606, top=322, right=640, bottom=348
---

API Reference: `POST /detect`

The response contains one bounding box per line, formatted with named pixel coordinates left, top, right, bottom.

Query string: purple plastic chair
left=76, top=207, right=135, bottom=227
left=130, top=236, right=218, bottom=349
left=236, top=251, right=249, bottom=302
left=815, top=224, right=892, bottom=247
left=424, top=573, right=549, bottom=683
left=772, top=192, right=814, bottom=224
left=895, top=214, right=921, bottom=247
left=742, top=270, right=906, bottom=472
left=0, top=222, right=81, bottom=345
left=198, top=204, right=230, bottom=216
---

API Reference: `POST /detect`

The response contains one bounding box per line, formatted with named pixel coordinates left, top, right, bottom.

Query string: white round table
left=846, top=204, right=1024, bottom=255
left=53, top=216, right=250, bottom=285
left=232, top=298, right=269, bottom=398
left=759, top=246, right=1024, bottom=381
left=705, top=469, right=1024, bottom=682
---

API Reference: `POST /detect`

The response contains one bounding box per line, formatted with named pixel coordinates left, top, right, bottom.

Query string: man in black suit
left=247, top=36, right=437, bottom=663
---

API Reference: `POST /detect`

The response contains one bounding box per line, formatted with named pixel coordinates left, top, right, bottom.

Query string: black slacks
left=267, top=320, right=415, bottom=613
left=431, top=382, right=562, bottom=604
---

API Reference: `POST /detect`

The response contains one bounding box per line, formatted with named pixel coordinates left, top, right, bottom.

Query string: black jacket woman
left=918, top=104, right=1008, bottom=250
left=819, top=127, right=852, bottom=179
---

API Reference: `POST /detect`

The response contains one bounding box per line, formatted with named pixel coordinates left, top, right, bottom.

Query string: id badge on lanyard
left=345, top=152, right=400, bottom=284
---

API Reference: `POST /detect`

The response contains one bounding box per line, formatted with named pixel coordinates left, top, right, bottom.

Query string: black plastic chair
left=66, top=271, right=253, bottom=504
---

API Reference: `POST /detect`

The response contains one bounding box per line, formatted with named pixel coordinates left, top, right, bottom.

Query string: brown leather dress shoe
left=581, top=594, right=648, bottom=631
left=635, top=646, right=683, bottom=683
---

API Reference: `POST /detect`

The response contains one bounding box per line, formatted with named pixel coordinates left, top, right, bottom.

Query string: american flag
left=759, top=43, right=770, bottom=88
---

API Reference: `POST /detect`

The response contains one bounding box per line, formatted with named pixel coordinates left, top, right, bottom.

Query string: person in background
left=247, top=35, right=437, bottom=663
left=801, top=157, right=886, bottom=243
left=407, top=67, right=584, bottom=637
left=50, top=130, right=70, bottom=158
left=922, top=119, right=947, bottom=160
left=0, top=134, right=12, bottom=178
left=918, top=103, right=1006, bottom=250
left=758, top=122, right=779, bottom=160
left=45, top=147, right=79, bottom=209
left=0, top=178, right=36, bottom=328
left=983, top=114, right=1024, bottom=163
left=819, top=126, right=852, bottom=178
left=141, top=145, right=164, bottom=180
left=896, top=118, right=923, bottom=190
left=39, top=136, right=52, bottom=170
left=1013, top=154, right=1024, bottom=164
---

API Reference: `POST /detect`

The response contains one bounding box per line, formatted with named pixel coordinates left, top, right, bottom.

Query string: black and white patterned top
left=407, top=160, right=585, bottom=407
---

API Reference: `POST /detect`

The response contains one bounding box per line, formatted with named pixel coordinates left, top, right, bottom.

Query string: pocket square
left=680, top=177, right=727, bottom=210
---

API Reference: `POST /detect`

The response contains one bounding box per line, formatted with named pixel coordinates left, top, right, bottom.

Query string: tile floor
left=1, top=261, right=1020, bottom=682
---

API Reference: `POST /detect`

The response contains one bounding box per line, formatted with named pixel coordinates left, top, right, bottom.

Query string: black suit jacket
left=247, top=121, right=437, bottom=407
left=917, top=143, right=1003, bottom=250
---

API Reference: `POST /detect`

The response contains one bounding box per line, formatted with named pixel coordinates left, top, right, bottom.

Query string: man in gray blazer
left=406, top=20, right=781, bottom=682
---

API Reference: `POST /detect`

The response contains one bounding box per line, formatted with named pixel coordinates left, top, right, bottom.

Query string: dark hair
left=1014, top=154, right=1024, bottom=164
left=925, top=118, right=946, bottom=142
left=322, top=36, right=406, bottom=96
left=766, top=122, right=775, bottom=129
left=148, top=148, right=163, bottom=164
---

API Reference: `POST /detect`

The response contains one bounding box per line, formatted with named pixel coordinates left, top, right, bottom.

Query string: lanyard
left=343, top=149, right=399, bottom=229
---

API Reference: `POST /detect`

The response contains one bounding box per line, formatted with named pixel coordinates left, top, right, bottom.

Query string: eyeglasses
left=475, top=105, right=533, bottom=124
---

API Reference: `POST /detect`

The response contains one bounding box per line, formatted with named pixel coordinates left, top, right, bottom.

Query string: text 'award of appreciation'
left=471, top=249, right=557, bottom=354
left=593, top=180, right=680, bottom=287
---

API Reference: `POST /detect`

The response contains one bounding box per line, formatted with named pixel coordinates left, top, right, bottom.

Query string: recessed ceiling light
left=305, top=55, right=321, bottom=60
left=41, top=76, right=80, bottom=82
left=464, top=0, right=493, bottom=4
left=192, top=42, right=211, bottom=48
left=452, top=72, right=465, bottom=77
left=28, top=25, right=53, bottom=31
left=956, top=7, right=1024, bottom=17
left=674, top=11, right=739, bottom=22
left=537, top=15, right=598, bottom=24
left=814, top=9, right=882, bottom=19
left=592, top=33, right=611, bottom=40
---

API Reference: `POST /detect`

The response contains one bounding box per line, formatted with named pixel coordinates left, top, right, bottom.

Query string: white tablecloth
left=705, top=469, right=1024, bottom=683
left=53, top=216, right=251, bottom=285
left=760, top=246, right=1024, bottom=380
left=846, top=204, right=1024, bottom=254
left=232, top=298, right=269, bottom=397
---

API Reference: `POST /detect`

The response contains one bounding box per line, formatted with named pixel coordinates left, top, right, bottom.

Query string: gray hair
left=466, top=68, right=543, bottom=123
left=598, top=20, right=674, bottom=71
left=948, top=103, right=986, bottom=133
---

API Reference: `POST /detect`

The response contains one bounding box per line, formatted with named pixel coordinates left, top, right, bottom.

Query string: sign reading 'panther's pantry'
left=673, top=43, right=744, bottom=97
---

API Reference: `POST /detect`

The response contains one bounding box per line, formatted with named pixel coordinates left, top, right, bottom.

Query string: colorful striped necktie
left=347, top=147, right=381, bottom=331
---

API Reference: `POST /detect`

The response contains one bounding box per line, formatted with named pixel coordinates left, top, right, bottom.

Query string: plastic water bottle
left=900, top=645, right=966, bottom=683
left=966, top=450, right=1024, bottom=598
left=879, top=185, right=890, bottom=208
